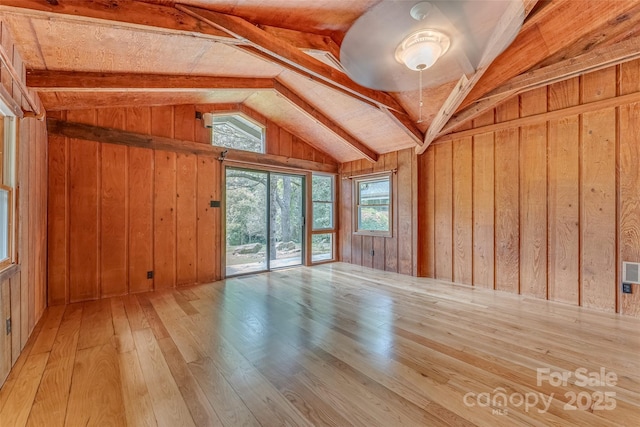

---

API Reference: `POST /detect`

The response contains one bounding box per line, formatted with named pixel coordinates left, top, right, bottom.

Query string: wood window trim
left=310, top=232, right=336, bottom=265
left=311, top=173, right=336, bottom=233
left=310, top=203, right=334, bottom=232
left=0, top=263, right=19, bottom=281
left=353, top=172, right=393, bottom=238
left=310, top=173, right=337, bottom=263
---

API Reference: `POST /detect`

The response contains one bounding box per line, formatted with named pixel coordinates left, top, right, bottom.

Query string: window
left=210, top=113, right=265, bottom=154
left=312, top=174, right=333, bottom=230
left=354, top=174, right=392, bottom=236
left=311, top=174, right=336, bottom=262
left=311, top=233, right=333, bottom=262
left=0, top=109, right=16, bottom=270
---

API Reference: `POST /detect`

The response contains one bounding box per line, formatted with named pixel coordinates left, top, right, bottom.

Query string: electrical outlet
left=622, top=283, right=633, bottom=294
left=147, top=271, right=154, bottom=279
left=370, top=250, right=375, bottom=256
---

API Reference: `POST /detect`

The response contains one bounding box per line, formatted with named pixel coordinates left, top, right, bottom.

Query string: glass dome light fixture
left=395, top=29, right=450, bottom=71
left=395, top=29, right=450, bottom=123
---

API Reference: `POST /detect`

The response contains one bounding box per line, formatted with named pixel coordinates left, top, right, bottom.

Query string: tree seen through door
left=225, top=168, right=304, bottom=275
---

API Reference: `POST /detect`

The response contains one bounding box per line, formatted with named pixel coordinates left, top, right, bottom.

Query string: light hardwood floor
left=0, top=263, right=638, bottom=426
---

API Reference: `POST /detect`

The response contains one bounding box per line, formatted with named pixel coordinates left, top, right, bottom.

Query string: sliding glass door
left=269, top=173, right=304, bottom=269
left=225, top=168, right=269, bottom=276
left=225, top=167, right=304, bottom=276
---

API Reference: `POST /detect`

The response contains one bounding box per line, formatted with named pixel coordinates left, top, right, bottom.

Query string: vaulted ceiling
left=2, top=0, right=640, bottom=162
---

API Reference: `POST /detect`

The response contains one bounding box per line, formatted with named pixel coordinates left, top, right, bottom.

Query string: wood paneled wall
left=47, top=105, right=337, bottom=305
left=418, top=59, right=640, bottom=317
left=0, top=20, right=48, bottom=385
left=339, top=148, right=418, bottom=276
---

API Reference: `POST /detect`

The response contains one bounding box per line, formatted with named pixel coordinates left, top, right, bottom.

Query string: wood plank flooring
left=0, top=263, right=639, bottom=426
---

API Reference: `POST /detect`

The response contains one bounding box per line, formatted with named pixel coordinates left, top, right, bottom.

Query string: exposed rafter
left=527, top=1, right=640, bottom=71
left=417, top=0, right=531, bottom=153
left=0, top=0, right=233, bottom=41
left=381, top=108, right=425, bottom=146
left=260, top=25, right=341, bottom=62
left=26, top=71, right=275, bottom=92
left=47, top=118, right=338, bottom=173
left=259, top=26, right=349, bottom=81
left=419, top=0, right=640, bottom=152
left=433, top=89, right=640, bottom=145
left=175, top=5, right=389, bottom=107
left=2, top=1, right=424, bottom=152
left=441, top=34, right=640, bottom=134
left=460, top=0, right=640, bottom=111
left=27, top=69, right=379, bottom=162
left=263, top=27, right=347, bottom=76
left=273, top=80, right=379, bottom=163
left=175, top=5, right=421, bottom=141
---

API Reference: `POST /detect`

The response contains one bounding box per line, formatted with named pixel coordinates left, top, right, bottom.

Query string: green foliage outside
left=212, top=114, right=263, bottom=153
left=225, top=165, right=335, bottom=265
left=225, top=170, right=304, bottom=248
left=312, top=233, right=332, bottom=260
left=312, top=175, right=332, bottom=201
left=359, top=206, right=389, bottom=231
left=312, top=175, right=333, bottom=230
left=357, top=177, right=390, bottom=232
left=226, top=170, right=268, bottom=246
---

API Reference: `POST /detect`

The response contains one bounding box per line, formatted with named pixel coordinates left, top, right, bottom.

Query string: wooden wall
left=0, top=20, right=48, bottom=385
left=339, top=148, right=418, bottom=276
left=418, top=59, right=640, bottom=317
left=47, top=104, right=336, bottom=305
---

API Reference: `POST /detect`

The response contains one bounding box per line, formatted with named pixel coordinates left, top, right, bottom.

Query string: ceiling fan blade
left=340, top=0, right=524, bottom=92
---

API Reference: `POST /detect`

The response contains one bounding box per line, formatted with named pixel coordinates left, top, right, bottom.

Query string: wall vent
left=622, top=262, right=640, bottom=283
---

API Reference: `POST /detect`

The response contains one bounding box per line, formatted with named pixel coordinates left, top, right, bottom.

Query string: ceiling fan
left=340, top=0, right=525, bottom=93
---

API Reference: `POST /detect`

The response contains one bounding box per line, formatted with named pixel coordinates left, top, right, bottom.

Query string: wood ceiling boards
left=3, top=0, right=640, bottom=161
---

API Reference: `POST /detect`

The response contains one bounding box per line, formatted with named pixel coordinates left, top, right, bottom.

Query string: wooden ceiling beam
left=28, top=68, right=378, bottom=161
left=4, top=1, right=423, bottom=150
left=529, top=1, right=640, bottom=70
left=36, top=93, right=258, bottom=111
left=260, top=26, right=347, bottom=76
left=47, top=118, right=338, bottom=173
left=441, top=34, right=640, bottom=134
left=417, top=0, right=531, bottom=153
left=273, top=80, right=378, bottom=163
left=26, top=70, right=275, bottom=92
left=433, top=89, right=640, bottom=145
left=260, top=25, right=341, bottom=60
left=175, top=6, right=416, bottom=123
left=459, top=0, right=640, bottom=111
left=0, top=0, right=233, bottom=40
left=240, top=43, right=429, bottom=147
left=381, top=108, right=425, bottom=146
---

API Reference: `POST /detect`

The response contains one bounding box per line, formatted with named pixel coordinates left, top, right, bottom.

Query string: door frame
left=222, top=162, right=309, bottom=278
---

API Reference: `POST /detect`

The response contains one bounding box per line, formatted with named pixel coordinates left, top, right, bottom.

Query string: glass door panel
left=225, top=168, right=305, bottom=276
left=269, top=174, right=304, bottom=269
left=225, top=168, right=268, bottom=276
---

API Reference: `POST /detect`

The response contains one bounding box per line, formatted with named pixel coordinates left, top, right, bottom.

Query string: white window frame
left=209, top=112, right=266, bottom=154
left=353, top=172, right=393, bottom=238
left=0, top=102, right=17, bottom=271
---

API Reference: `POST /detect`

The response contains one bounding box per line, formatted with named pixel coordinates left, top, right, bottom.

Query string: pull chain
left=418, top=68, right=424, bottom=123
